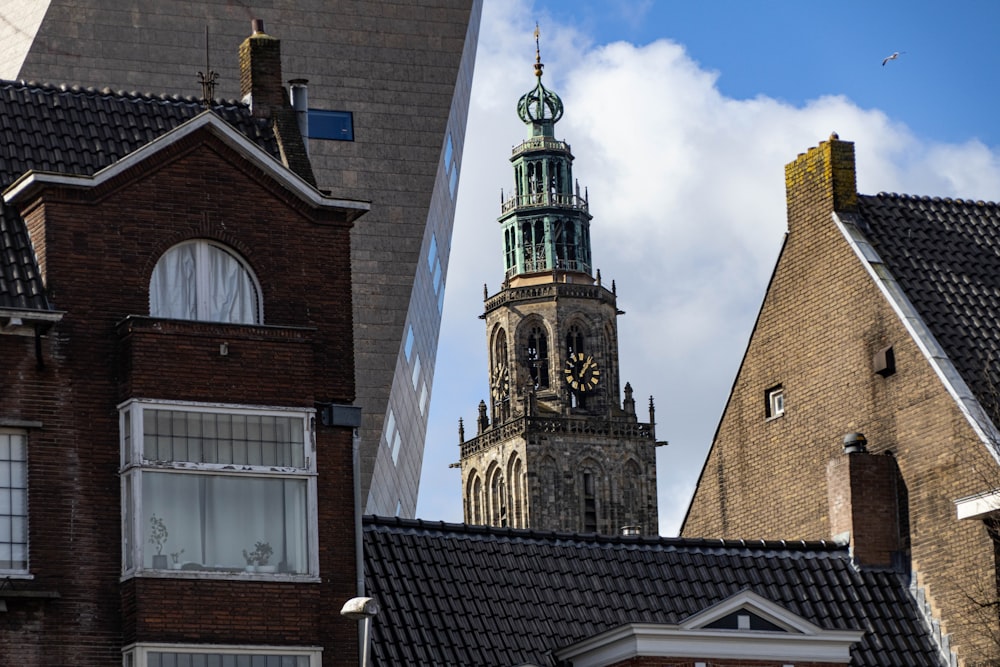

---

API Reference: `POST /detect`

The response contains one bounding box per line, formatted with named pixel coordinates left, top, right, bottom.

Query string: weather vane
left=198, top=25, right=219, bottom=105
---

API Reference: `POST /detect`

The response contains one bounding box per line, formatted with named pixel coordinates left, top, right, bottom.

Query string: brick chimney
left=827, top=433, right=908, bottom=569
left=238, top=19, right=316, bottom=186
left=784, top=133, right=858, bottom=236
left=239, top=19, right=284, bottom=118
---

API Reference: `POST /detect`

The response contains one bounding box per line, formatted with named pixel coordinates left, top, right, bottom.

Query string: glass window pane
left=143, top=472, right=308, bottom=573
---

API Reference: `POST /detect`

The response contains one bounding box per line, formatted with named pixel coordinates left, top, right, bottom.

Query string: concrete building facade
left=0, top=0, right=482, bottom=516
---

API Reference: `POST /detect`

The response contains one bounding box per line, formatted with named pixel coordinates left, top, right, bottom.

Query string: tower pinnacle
left=517, top=24, right=563, bottom=131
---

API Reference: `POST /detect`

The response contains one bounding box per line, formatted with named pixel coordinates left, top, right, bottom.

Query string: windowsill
left=123, top=569, right=321, bottom=584
left=765, top=412, right=785, bottom=422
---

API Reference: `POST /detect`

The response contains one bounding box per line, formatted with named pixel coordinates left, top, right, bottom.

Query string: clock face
left=564, top=352, right=600, bottom=393
left=491, top=363, right=510, bottom=400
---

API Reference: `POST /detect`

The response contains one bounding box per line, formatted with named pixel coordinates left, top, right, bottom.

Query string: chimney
left=238, top=20, right=317, bottom=186
left=827, top=433, right=908, bottom=569
left=784, top=133, right=858, bottom=236
left=239, top=19, right=284, bottom=118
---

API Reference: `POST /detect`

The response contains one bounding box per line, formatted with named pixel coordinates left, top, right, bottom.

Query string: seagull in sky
left=882, top=51, right=904, bottom=66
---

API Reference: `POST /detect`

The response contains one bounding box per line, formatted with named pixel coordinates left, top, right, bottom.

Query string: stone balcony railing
left=484, top=282, right=616, bottom=314
left=460, top=414, right=654, bottom=459
left=511, top=136, right=571, bottom=157
left=500, top=191, right=589, bottom=215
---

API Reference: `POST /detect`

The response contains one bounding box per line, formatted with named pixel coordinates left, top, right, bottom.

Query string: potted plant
left=170, top=548, right=185, bottom=570
left=148, top=514, right=169, bottom=569
left=242, top=541, right=275, bottom=573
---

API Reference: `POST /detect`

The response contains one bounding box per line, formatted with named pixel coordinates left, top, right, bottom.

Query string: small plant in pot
left=242, top=541, right=275, bottom=573
left=170, top=548, right=185, bottom=570
left=148, top=514, right=169, bottom=569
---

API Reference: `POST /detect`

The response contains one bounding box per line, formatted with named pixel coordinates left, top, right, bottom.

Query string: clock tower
left=458, top=38, right=662, bottom=535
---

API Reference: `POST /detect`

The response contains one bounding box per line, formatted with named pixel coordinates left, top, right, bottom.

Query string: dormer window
left=149, top=240, right=261, bottom=324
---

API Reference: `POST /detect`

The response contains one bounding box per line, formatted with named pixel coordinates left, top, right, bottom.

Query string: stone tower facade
left=458, top=44, right=661, bottom=535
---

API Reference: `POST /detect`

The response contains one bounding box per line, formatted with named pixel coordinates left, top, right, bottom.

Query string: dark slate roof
left=363, top=516, right=944, bottom=667
left=0, top=79, right=279, bottom=310
left=856, top=193, right=1000, bottom=423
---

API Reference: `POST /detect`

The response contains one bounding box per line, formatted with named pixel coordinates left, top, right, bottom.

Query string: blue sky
left=416, top=0, right=1000, bottom=535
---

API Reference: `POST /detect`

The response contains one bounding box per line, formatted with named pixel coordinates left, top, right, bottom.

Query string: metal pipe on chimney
left=289, top=79, right=310, bottom=154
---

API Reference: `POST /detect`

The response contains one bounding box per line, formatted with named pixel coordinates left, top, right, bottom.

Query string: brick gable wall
left=0, top=127, right=360, bottom=666
left=682, top=137, right=1000, bottom=663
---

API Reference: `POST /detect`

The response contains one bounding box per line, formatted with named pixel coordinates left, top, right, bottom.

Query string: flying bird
left=882, top=51, right=904, bottom=66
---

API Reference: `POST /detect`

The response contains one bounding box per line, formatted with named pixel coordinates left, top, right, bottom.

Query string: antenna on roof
left=198, top=25, right=219, bottom=105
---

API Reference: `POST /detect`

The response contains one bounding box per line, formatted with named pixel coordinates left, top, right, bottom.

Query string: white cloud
left=419, top=1, right=1000, bottom=535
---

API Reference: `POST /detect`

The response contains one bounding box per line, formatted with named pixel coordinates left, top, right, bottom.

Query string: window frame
left=123, top=642, right=322, bottom=667
left=766, top=385, right=785, bottom=419
left=149, top=239, right=263, bottom=325
left=119, top=399, right=319, bottom=581
left=0, top=429, right=29, bottom=577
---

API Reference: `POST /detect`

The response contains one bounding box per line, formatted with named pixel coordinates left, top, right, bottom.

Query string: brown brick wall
left=682, top=137, right=999, bottom=663
left=0, top=126, right=360, bottom=666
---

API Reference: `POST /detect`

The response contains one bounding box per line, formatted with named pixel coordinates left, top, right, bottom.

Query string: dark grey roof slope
left=857, top=193, right=1000, bottom=423
left=363, top=516, right=943, bottom=667
left=0, top=79, right=278, bottom=310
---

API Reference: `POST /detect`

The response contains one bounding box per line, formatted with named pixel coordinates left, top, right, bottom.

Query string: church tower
left=458, top=36, right=661, bottom=535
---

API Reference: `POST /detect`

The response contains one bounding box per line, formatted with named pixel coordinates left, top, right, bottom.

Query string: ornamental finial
left=517, top=23, right=564, bottom=127
left=534, top=23, right=543, bottom=78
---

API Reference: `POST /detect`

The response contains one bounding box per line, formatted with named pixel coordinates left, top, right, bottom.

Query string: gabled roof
left=840, top=194, right=1000, bottom=450
left=362, top=516, right=944, bottom=667
left=0, top=79, right=278, bottom=311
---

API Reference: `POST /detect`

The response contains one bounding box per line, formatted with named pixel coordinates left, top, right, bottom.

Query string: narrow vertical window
left=0, top=431, right=28, bottom=573
left=766, top=385, right=785, bottom=418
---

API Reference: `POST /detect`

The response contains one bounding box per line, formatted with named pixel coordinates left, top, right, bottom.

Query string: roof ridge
left=863, top=191, right=1000, bottom=208
left=1, top=78, right=245, bottom=108
left=362, top=515, right=847, bottom=554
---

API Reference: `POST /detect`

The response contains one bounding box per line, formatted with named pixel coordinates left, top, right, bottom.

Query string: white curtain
left=149, top=242, right=258, bottom=324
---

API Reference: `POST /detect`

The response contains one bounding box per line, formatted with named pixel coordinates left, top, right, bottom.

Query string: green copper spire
left=516, top=24, right=564, bottom=138
left=498, top=26, right=592, bottom=283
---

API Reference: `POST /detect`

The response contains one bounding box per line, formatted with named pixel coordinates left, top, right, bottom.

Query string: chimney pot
left=843, top=432, right=868, bottom=454
left=252, top=18, right=265, bottom=34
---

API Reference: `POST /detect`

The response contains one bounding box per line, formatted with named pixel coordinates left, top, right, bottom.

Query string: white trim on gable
left=2, top=111, right=370, bottom=216
left=554, top=589, right=863, bottom=667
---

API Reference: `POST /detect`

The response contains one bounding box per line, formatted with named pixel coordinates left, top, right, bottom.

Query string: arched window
left=488, top=465, right=506, bottom=527
left=508, top=455, right=525, bottom=528
left=467, top=473, right=483, bottom=525
left=525, top=324, right=549, bottom=389
left=150, top=240, right=261, bottom=324
left=492, top=329, right=511, bottom=423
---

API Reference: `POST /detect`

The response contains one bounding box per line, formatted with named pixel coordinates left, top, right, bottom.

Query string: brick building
left=682, top=135, right=1000, bottom=665
left=0, top=25, right=369, bottom=666
left=457, top=47, right=661, bottom=535
left=0, top=0, right=482, bottom=518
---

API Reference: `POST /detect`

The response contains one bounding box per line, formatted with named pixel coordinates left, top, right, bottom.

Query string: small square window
left=766, top=386, right=785, bottom=419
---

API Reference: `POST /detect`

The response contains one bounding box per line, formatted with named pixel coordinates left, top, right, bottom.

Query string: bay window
left=120, top=400, right=317, bottom=578
left=123, top=643, right=321, bottom=667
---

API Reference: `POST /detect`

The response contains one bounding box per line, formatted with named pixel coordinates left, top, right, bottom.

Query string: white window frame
left=119, top=399, right=318, bottom=581
left=123, top=642, right=322, bottom=667
left=0, top=429, right=29, bottom=577
left=767, top=386, right=785, bottom=419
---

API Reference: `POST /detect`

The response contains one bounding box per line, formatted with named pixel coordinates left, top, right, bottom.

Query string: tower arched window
left=488, top=466, right=506, bottom=527
left=566, top=324, right=585, bottom=358
left=555, top=219, right=578, bottom=270
left=508, top=455, right=525, bottom=528
left=525, top=324, right=549, bottom=389
left=467, top=473, right=483, bottom=525
left=150, top=240, right=261, bottom=324
left=492, top=329, right=511, bottom=423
